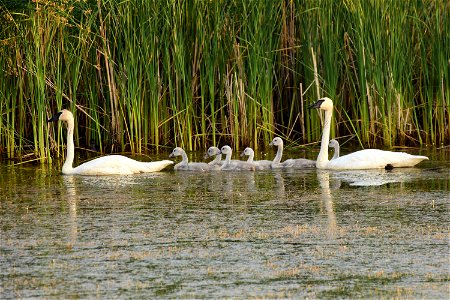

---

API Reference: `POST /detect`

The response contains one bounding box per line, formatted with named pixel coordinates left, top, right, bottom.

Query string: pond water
left=0, top=149, right=449, bottom=298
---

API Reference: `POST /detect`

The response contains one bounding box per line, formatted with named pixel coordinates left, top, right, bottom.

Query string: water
left=0, top=151, right=449, bottom=298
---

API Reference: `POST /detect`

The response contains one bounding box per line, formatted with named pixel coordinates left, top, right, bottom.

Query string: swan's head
left=169, top=147, right=184, bottom=158
left=240, top=147, right=253, bottom=157
left=310, top=97, right=333, bottom=111
left=219, top=145, right=232, bottom=155
left=329, top=139, right=339, bottom=148
left=47, top=109, right=73, bottom=123
left=205, top=146, right=221, bottom=158
left=269, top=137, right=283, bottom=147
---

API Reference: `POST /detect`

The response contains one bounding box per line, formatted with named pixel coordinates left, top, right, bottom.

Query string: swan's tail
left=391, top=155, right=428, bottom=168
left=144, top=160, right=174, bottom=172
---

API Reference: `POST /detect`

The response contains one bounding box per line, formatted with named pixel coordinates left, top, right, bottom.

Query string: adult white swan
left=310, top=97, right=428, bottom=169
left=47, top=109, right=173, bottom=175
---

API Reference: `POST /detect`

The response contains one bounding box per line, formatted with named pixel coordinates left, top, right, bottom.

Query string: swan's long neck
left=247, top=151, right=254, bottom=163
left=181, top=150, right=189, bottom=166
left=62, top=118, right=75, bottom=174
left=317, top=109, right=332, bottom=168
left=333, top=144, right=339, bottom=159
left=224, top=151, right=232, bottom=165
left=273, top=144, right=283, bottom=164
left=212, top=153, right=222, bottom=164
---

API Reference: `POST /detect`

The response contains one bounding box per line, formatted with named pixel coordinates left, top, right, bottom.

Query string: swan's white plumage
left=66, top=155, right=173, bottom=175
left=169, top=147, right=210, bottom=171
left=241, top=147, right=274, bottom=170
left=312, top=97, right=428, bottom=170
left=269, top=137, right=316, bottom=169
left=48, top=109, right=173, bottom=175
left=220, top=145, right=255, bottom=171
left=326, top=149, right=428, bottom=169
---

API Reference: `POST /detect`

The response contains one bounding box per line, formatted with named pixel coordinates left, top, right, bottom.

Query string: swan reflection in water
left=216, top=171, right=257, bottom=199
left=62, top=173, right=166, bottom=246
left=331, top=168, right=425, bottom=187
left=317, top=171, right=338, bottom=239
left=273, top=172, right=285, bottom=199
left=63, top=176, right=78, bottom=246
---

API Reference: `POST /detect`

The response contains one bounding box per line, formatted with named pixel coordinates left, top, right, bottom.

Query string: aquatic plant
left=0, top=0, right=447, bottom=160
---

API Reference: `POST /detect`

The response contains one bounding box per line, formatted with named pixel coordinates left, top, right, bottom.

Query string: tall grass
left=0, top=0, right=447, bottom=161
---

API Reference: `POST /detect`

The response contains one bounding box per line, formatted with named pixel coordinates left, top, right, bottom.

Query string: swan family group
left=48, top=98, right=428, bottom=175
left=169, top=137, right=316, bottom=171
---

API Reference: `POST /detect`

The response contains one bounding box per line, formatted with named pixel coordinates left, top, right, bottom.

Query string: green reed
left=0, top=0, right=447, bottom=161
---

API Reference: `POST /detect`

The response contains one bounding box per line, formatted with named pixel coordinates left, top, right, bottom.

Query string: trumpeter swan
left=205, top=146, right=223, bottom=168
left=47, top=109, right=173, bottom=175
left=219, top=145, right=255, bottom=171
left=240, top=147, right=272, bottom=170
left=269, top=137, right=316, bottom=169
left=329, top=139, right=340, bottom=160
left=310, top=97, right=429, bottom=169
left=169, top=147, right=211, bottom=171
left=205, top=146, right=243, bottom=169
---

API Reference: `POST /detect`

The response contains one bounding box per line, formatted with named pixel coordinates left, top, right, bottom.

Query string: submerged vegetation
left=0, top=0, right=448, bottom=160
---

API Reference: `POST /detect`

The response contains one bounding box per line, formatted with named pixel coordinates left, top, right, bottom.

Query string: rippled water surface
left=1, top=151, right=449, bottom=298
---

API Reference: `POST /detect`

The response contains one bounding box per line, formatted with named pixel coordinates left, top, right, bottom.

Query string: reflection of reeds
left=1, top=1, right=447, bottom=159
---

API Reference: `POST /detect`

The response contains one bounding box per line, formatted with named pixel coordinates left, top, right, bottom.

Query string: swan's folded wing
left=72, top=155, right=173, bottom=175
left=327, top=149, right=428, bottom=170
left=142, top=160, right=174, bottom=172
left=253, top=160, right=272, bottom=170
left=282, top=158, right=316, bottom=169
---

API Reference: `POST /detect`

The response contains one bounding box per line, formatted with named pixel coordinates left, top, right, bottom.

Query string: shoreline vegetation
left=0, top=0, right=448, bottom=161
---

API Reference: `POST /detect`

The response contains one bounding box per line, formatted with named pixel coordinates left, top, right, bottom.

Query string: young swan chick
left=169, top=147, right=211, bottom=171
left=269, top=137, right=316, bottom=169
left=240, top=147, right=272, bottom=170
left=329, top=139, right=340, bottom=160
left=220, top=145, right=255, bottom=171
left=204, top=146, right=223, bottom=170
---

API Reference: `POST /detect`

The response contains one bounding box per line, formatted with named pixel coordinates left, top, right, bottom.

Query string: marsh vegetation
left=0, top=0, right=448, bottom=161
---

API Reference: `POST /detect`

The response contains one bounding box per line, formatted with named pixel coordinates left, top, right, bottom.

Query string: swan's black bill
left=47, top=111, right=62, bottom=122
left=308, top=99, right=325, bottom=109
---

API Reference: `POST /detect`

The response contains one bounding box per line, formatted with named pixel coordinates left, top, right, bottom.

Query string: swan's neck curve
left=333, top=144, right=339, bottom=159
left=180, top=151, right=189, bottom=166
left=212, top=154, right=222, bottom=164
left=247, top=151, right=254, bottom=163
left=224, top=152, right=232, bottom=165
left=62, top=118, right=75, bottom=174
left=317, top=109, right=332, bottom=168
left=273, top=144, right=283, bottom=164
